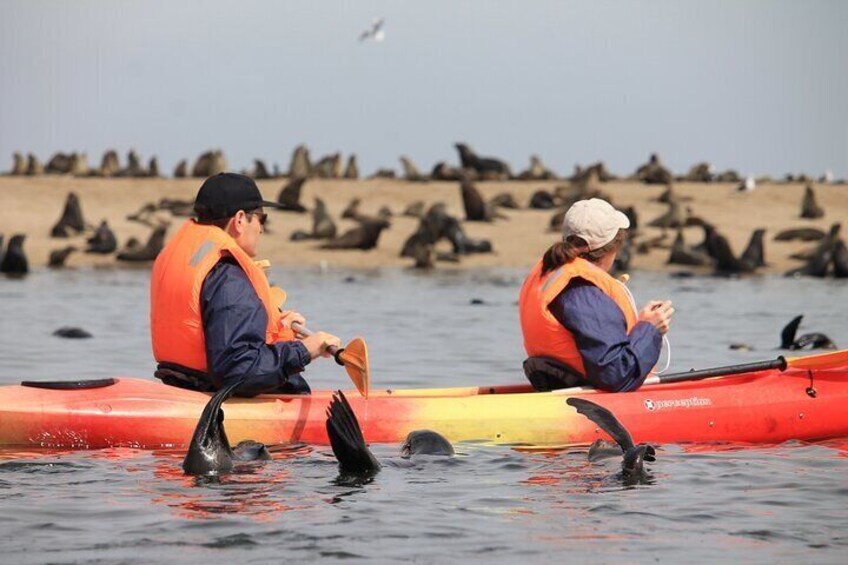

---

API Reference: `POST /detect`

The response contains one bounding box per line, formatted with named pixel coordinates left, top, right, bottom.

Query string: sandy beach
left=1, top=175, right=846, bottom=274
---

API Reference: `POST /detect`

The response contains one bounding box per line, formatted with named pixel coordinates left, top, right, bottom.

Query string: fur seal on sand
left=85, top=220, right=118, bottom=254
left=1, top=234, right=29, bottom=276
left=400, top=156, right=427, bottom=182
left=147, top=157, right=159, bottom=178
left=98, top=150, right=120, bottom=177
left=182, top=380, right=271, bottom=476
left=10, top=152, right=26, bottom=175
left=292, top=197, right=337, bottom=241
left=774, top=228, right=825, bottom=242
left=403, top=201, right=426, bottom=218
left=191, top=150, right=227, bottom=178
left=344, top=155, right=359, bottom=179
left=490, top=192, right=520, bottom=210
left=46, top=152, right=74, bottom=174
left=566, top=397, right=656, bottom=484
left=276, top=176, right=308, bottom=213
left=635, top=153, right=672, bottom=185
left=48, top=245, right=76, bottom=268
left=312, top=153, right=342, bottom=178
left=713, top=234, right=756, bottom=275
left=647, top=199, right=685, bottom=229
left=117, top=225, right=167, bottom=262
left=529, top=190, right=556, bottom=209
left=252, top=159, right=271, bottom=180
left=800, top=185, right=825, bottom=219
left=321, top=218, right=390, bottom=250
left=684, top=162, right=713, bottom=182
left=780, top=315, right=836, bottom=350
left=518, top=155, right=556, bottom=180
left=342, top=198, right=362, bottom=220
left=461, top=178, right=496, bottom=221
left=740, top=228, right=767, bottom=268
left=667, top=229, right=712, bottom=266
left=26, top=153, right=44, bottom=176
left=455, top=143, right=511, bottom=179
left=173, top=160, right=188, bottom=178
left=50, top=192, right=87, bottom=238
left=289, top=145, right=311, bottom=178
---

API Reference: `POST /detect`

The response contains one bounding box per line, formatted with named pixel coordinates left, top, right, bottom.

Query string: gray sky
left=1, top=0, right=846, bottom=178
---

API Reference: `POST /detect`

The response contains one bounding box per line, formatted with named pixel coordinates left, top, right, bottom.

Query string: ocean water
left=0, top=267, right=846, bottom=563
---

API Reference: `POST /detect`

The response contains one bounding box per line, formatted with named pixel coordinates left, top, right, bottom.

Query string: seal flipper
left=780, top=315, right=803, bottom=349
left=182, top=379, right=243, bottom=476
left=326, top=391, right=381, bottom=474
left=623, top=444, right=656, bottom=477
left=566, top=397, right=635, bottom=451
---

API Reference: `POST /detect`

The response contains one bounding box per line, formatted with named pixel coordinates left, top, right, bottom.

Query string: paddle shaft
left=291, top=322, right=345, bottom=366
left=645, top=357, right=787, bottom=385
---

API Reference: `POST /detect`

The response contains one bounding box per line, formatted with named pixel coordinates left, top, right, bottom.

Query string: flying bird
left=359, top=18, right=385, bottom=42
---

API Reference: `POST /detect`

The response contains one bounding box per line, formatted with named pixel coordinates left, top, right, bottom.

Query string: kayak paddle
left=645, top=348, right=848, bottom=386
left=292, top=321, right=370, bottom=399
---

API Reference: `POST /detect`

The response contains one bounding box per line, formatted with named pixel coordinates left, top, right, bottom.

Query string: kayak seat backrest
left=20, top=378, right=117, bottom=390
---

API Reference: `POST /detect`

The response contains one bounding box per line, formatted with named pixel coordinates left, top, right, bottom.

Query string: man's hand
left=280, top=310, right=306, bottom=331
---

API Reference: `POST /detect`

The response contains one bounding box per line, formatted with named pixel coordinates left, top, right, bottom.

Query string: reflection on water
left=1, top=268, right=847, bottom=561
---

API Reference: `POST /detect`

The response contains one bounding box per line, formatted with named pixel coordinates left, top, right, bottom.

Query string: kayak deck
left=0, top=365, right=845, bottom=449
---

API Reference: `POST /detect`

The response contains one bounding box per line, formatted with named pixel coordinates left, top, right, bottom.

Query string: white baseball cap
left=562, top=198, right=631, bottom=251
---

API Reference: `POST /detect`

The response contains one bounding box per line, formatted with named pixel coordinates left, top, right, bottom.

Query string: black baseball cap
left=193, top=172, right=282, bottom=220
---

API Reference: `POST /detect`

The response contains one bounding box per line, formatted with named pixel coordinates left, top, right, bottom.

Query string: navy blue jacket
left=200, top=259, right=312, bottom=396
left=549, top=279, right=662, bottom=392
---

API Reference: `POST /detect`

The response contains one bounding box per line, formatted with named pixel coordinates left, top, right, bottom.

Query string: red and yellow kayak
left=0, top=359, right=846, bottom=450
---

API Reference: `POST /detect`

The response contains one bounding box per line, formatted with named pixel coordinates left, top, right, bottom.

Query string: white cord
left=655, top=334, right=672, bottom=374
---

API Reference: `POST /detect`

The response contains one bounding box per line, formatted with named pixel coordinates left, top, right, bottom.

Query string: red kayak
left=0, top=351, right=846, bottom=450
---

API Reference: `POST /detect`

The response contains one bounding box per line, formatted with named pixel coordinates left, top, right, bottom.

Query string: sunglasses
left=247, top=211, right=268, bottom=226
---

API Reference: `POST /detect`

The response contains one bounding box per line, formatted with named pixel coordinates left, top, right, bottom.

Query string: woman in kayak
left=519, top=198, right=674, bottom=392
left=150, top=173, right=341, bottom=397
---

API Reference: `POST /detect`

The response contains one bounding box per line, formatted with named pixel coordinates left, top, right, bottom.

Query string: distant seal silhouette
left=321, top=218, right=390, bottom=250
left=291, top=197, right=338, bottom=241
left=684, top=162, right=713, bottom=182
left=26, top=153, right=44, bottom=175
left=400, top=156, right=427, bottom=182
left=191, top=150, right=227, bottom=177
left=461, top=178, right=495, bottom=221
left=567, top=397, right=656, bottom=484
left=182, top=379, right=271, bottom=476
left=289, top=145, right=311, bottom=178
left=780, top=315, right=836, bottom=350
left=739, top=228, right=767, bottom=268
left=431, top=161, right=466, bottom=181
left=50, top=192, right=87, bottom=238
left=48, top=245, right=77, bottom=268
left=276, top=176, right=308, bottom=212
left=517, top=155, right=556, bottom=180
left=490, top=192, right=520, bottom=209
left=635, top=153, right=672, bottom=185
left=11, top=152, right=26, bottom=175
left=1, top=234, right=29, bottom=276
left=98, top=150, right=120, bottom=177
left=341, top=198, right=362, bottom=220
left=312, top=153, right=341, bottom=178
left=784, top=223, right=840, bottom=278
left=667, top=229, right=711, bottom=266
left=252, top=159, right=271, bottom=179
left=117, top=225, right=167, bottom=262
left=774, top=228, right=825, bottom=242
left=344, top=155, right=359, bottom=179
left=46, top=152, right=74, bottom=174
left=173, top=160, right=188, bottom=178
left=455, top=143, right=511, bottom=179
left=647, top=199, right=685, bottom=229
left=147, top=156, right=159, bottom=178
left=52, top=327, right=92, bottom=339
left=528, top=190, right=556, bottom=209
left=85, top=220, right=118, bottom=254
left=403, top=201, right=426, bottom=218
left=800, top=185, right=824, bottom=219
left=833, top=239, right=848, bottom=278
left=713, top=234, right=755, bottom=275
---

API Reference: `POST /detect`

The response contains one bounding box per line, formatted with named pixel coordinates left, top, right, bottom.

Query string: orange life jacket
left=518, top=257, right=639, bottom=376
left=150, top=220, right=295, bottom=372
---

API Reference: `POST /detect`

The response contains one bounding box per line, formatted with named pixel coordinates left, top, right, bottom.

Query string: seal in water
left=400, top=430, right=455, bottom=458
left=566, top=397, right=656, bottom=484
left=326, top=391, right=455, bottom=476
left=182, top=379, right=271, bottom=476
left=780, top=315, right=836, bottom=350
left=52, top=327, right=92, bottom=339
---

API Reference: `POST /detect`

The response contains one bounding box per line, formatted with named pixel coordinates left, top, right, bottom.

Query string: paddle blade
left=786, top=349, right=848, bottom=371
left=340, top=337, right=370, bottom=398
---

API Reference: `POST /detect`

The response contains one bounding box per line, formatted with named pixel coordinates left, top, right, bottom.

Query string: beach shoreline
left=2, top=176, right=846, bottom=274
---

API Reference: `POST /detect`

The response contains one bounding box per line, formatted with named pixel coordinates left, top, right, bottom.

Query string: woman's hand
left=280, top=310, right=306, bottom=331
left=638, top=300, right=675, bottom=335
left=302, top=332, right=342, bottom=359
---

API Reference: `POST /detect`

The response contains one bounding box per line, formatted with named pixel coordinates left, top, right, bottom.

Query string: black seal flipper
left=780, top=315, right=803, bottom=350
left=326, top=390, right=381, bottom=474
left=182, top=379, right=243, bottom=476
left=567, top=397, right=635, bottom=452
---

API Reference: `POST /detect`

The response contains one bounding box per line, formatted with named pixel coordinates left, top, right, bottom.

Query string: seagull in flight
left=359, top=18, right=385, bottom=42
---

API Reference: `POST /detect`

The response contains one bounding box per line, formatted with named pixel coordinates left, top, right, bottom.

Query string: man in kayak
left=150, top=172, right=340, bottom=396
left=519, top=198, right=674, bottom=392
